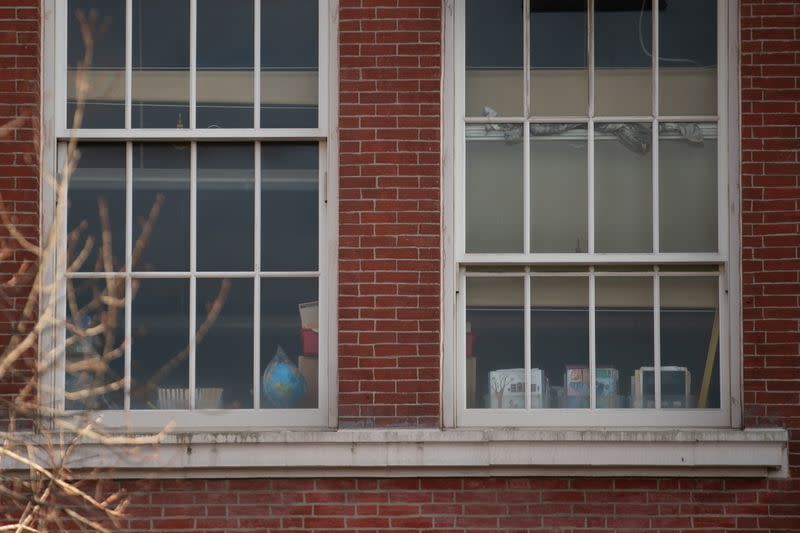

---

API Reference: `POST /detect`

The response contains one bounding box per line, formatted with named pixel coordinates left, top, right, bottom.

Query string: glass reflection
left=466, top=127, right=524, bottom=253
left=197, top=0, right=254, bottom=128
left=659, top=123, right=717, bottom=252
left=262, top=143, right=318, bottom=271
left=661, top=276, right=720, bottom=409
left=132, top=0, right=190, bottom=128
left=131, top=279, right=190, bottom=409
left=594, top=0, right=652, bottom=116
left=261, top=0, right=319, bottom=128
left=531, top=276, right=590, bottom=409
left=196, top=279, right=254, bottom=409
left=530, top=0, right=588, bottom=116
left=197, top=143, right=255, bottom=271
left=466, top=276, right=525, bottom=409
left=465, top=0, right=524, bottom=117
left=67, top=0, right=126, bottom=128
left=260, top=278, right=319, bottom=409
left=530, top=124, right=588, bottom=252
left=594, top=122, right=652, bottom=253
left=595, top=276, right=654, bottom=409
left=65, top=278, right=125, bottom=410
left=659, top=0, right=717, bottom=116
left=132, top=143, right=190, bottom=271
left=67, top=143, right=126, bottom=272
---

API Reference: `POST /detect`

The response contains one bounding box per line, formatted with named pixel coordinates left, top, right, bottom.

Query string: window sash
left=457, top=268, right=730, bottom=426
left=54, top=0, right=329, bottom=138
left=43, top=0, right=335, bottom=429
left=449, top=0, right=734, bottom=427
left=458, top=0, right=726, bottom=260
left=54, top=141, right=329, bottom=427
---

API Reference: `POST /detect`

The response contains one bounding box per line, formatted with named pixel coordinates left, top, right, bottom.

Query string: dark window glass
left=67, top=0, right=126, bottom=128
left=67, top=143, right=126, bottom=272
left=197, top=143, right=255, bottom=271
left=261, top=0, right=319, bottom=128
left=132, top=0, right=190, bottom=128
left=261, top=143, right=318, bottom=271
left=132, top=143, right=191, bottom=271
left=131, top=279, right=190, bottom=409
left=197, top=0, right=255, bottom=128
left=196, top=279, right=254, bottom=409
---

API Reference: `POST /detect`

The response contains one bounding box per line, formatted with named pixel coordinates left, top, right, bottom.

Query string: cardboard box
left=465, top=321, right=475, bottom=358
left=298, top=355, right=318, bottom=408
left=466, top=356, right=477, bottom=408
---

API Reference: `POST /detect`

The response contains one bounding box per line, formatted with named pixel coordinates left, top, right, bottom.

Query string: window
left=45, top=0, right=333, bottom=429
left=448, top=0, right=736, bottom=427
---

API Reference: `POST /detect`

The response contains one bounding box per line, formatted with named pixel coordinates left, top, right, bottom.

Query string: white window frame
left=442, top=0, right=742, bottom=429
left=39, top=0, right=339, bottom=431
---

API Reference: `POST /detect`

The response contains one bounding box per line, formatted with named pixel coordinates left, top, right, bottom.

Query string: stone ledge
left=45, top=428, right=788, bottom=478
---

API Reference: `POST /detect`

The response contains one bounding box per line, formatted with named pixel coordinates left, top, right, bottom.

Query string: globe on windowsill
left=261, top=346, right=307, bottom=408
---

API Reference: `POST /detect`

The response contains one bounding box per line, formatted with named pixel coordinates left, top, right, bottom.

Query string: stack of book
left=596, top=367, right=620, bottom=408
left=564, top=366, right=620, bottom=408
left=488, top=368, right=547, bottom=408
left=564, top=366, right=590, bottom=408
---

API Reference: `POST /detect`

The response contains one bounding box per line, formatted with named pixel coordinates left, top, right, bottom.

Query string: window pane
left=132, top=143, right=190, bottom=271
left=132, top=0, right=190, bottom=128
left=594, top=122, right=652, bottom=253
left=530, top=123, right=588, bottom=252
left=530, top=0, right=588, bottom=116
left=596, top=276, right=654, bottom=409
left=260, top=278, right=319, bottom=409
left=465, top=0, right=524, bottom=117
left=659, top=0, right=717, bottom=116
left=261, top=143, right=318, bottom=271
left=65, top=278, right=125, bottom=411
left=466, top=276, right=525, bottom=409
left=67, top=0, right=125, bottom=128
left=67, top=143, right=126, bottom=272
left=197, top=0, right=254, bottom=128
left=661, top=276, right=720, bottom=409
left=131, top=279, right=190, bottom=409
left=197, top=143, right=255, bottom=271
left=594, top=0, right=652, bottom=116
left=531, top=276, right=590, bottom=409
left=196, top=279, right=254, bottom=409
left=261, top=0, right=319, bottom=128
left=466, top=127, right=524, bottom=253
left=659, top=125, right=718, bottom=253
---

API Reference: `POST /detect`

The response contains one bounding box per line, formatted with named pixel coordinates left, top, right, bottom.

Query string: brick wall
left=740, top=0, right=800, bottom=477
left=0, top=0, right=39, bottom=423
left=338, top=0, right=441, bottom=428
left=0, top=0, right=799, bottom=531
left=6, top=477, right=799, bottom=532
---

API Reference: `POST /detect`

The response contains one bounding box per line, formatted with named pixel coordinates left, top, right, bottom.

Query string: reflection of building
left=67, top=69, right=319, bottom=116
left=1, top=0, right=798, bottom=530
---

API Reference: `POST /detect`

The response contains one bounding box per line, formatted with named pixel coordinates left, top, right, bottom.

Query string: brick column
left=338, top=0, right=441, bottom=428
left=740, top=0, right=800, bottom=476
left=0, top=1, right=39, bottom=421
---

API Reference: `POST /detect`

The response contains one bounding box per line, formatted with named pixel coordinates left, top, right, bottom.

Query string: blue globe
left=262, top=346, right=307, bottom=408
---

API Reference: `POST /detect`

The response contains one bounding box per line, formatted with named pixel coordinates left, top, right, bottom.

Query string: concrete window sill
left=56, top=427, right=789, bottom=478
